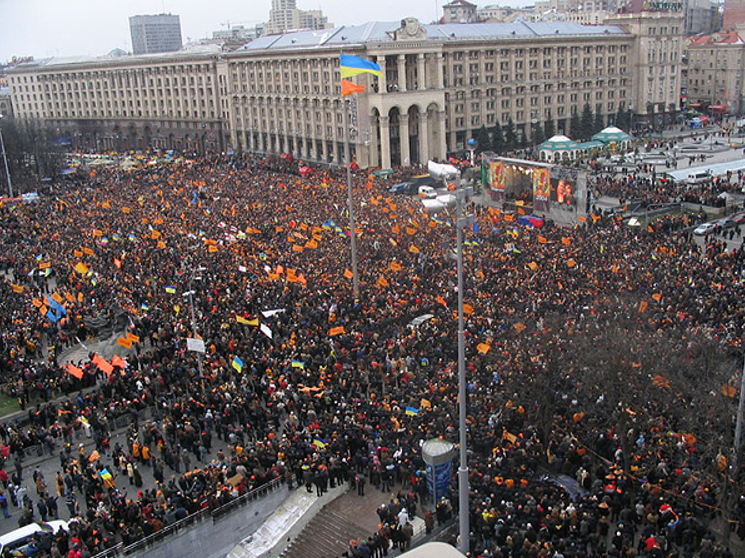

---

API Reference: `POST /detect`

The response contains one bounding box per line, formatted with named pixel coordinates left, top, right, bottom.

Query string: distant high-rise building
left=265, top=0, right=331, bottom=34
left=129, top=14, right=183, bottom=55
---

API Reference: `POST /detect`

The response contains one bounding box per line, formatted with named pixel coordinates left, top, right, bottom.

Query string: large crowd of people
left=0, top=151, right=743, bottom=558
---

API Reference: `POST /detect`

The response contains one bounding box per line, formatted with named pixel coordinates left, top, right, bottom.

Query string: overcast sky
left=0, top=0, right=516, bottom=63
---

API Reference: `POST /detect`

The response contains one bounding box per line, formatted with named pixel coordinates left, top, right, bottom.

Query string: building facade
left=0, top=87, right=12, bottom=118
left=443, top=0, right=479, bottom=24
left=7, top=16, right=681, bottom=168
left=129, top=14, right=183, bottom=55
left=606, top=4, right=685, bottom=128
left=724, top=0, right=745, bottom=29
left=6, top=46, right=225, bottom=152
left=686, top=30, right=745, bottom=114
left=264, top=0, right=332, bottom=35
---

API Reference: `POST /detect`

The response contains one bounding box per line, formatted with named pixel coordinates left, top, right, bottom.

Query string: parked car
left=730, top=212, right=745, bottom=225
left=715, top=217, right=735, bottom=229
left=0, top=521, right=69, bottom=557
left=693, top=222, right=717, bottom=236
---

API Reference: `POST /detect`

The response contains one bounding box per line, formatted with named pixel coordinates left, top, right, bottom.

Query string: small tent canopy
left=591, top=126, right=632, bottom=143
left=538, top=135, right=580, bottom=162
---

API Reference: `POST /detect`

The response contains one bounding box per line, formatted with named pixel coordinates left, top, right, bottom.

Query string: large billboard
left=533, top=167, right=575, bottom=212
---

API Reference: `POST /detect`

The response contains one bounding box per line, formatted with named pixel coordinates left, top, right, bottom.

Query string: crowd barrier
left=90, top=476, right=285, bottom=558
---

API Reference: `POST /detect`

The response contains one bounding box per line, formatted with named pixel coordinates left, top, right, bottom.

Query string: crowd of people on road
left=0, top=150, right=743, bottom=558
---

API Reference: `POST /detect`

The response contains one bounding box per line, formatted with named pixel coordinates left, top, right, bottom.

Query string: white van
left=418, top=185, right=437, bottom=199
left=686, top=170, right=711, bottom=185
left=0, top=520, right=69, bottom=557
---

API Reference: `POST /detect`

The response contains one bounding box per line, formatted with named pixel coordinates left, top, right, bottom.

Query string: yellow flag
left=74, top=262, right=89, bottom=275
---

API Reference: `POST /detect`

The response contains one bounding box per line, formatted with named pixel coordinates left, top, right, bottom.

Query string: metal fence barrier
left=90, top=476, right=285, bottom=558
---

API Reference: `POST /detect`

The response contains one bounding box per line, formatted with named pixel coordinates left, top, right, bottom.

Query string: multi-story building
left=228, top=18, right=635, bottom=167
left=606, top=1, right=685, bottom=128
left=129, top=14, right=183, bottom=55
left=6, top=15, right=681, bottom=168
left=443, top=0, right=479, bottom=23
left=686, top=30, right=745, bottom=114
left=724, top=0, right=745, bottom=29
left=6, top=45, right=225, bottom=152
left=264, top=0, right=332, bottom=35
left=685, top=0, right=719, bottom=35
left=0, top=87, right=13, bottom=118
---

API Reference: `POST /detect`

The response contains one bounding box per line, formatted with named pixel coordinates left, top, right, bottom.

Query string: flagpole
left=341, top=51, right=360, bottom=300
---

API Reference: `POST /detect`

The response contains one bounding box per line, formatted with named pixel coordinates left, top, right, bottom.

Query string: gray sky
left=0, top=0, right=490, bottom=63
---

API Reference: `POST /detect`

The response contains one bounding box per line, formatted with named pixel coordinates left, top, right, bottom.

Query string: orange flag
left=117, top=337, right=133, bottom=349
left=67, top=363, right=84, bottom=379
left=476, top=343, right=491, bottom=354
left=527, top=262, right=538, bottom=271
left=463, top=303, right=474, bottom=315
left=651, top=293, right=662, bottom=302
left=328, top=326, right=345, bottom=336
left=341, top=79, right=365, bottom=97
left=390, top=262, right=403, bottom=272
left=639, top=300, right=648, bottom=313
left=378, top=276, right=389, bottom=287
left=111, top=355, right=127, bottom=368
left=409, top=245, right=420, bottom=254
left=344, top=269, right=353, bottom=280
left=436, top=295, right=448, bottom=308
left=537, top=236, right=547, bottom=244
left=561, top=237, right=571, bottom=246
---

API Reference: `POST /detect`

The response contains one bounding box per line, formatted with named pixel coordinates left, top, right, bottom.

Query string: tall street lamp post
left=455, top=186, right=473, bottom=555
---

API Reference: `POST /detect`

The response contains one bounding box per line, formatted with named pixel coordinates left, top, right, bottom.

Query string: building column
left=436, top=54, right=444, bottom=89
left=437, top=110, right=447, bottom=161
left=419, top=112, right=430, bottom=163
left=377, top=56, right=387, bottom=93
left=417, top=53, right=426, bottom=90
left=380, top=115, right=391, bottom=169
left=397, top=54, right=407, bottom=92
left=399, top=113, right=410, bottom=166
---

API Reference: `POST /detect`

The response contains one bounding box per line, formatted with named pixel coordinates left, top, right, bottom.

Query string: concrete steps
left=281, top=508, right=365, bottom=558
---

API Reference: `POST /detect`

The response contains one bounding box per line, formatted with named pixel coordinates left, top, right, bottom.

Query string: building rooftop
left=8, top=44, right=222, bottom=71
left=687, top=29, right=744, bottom=45
left=240, top=19, right=628, bottom=52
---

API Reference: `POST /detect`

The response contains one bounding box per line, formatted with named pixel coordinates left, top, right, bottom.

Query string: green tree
left=504, top=119, right=516, bottom=150
left=570, top=113, right=581, bottom=139
left=475, top=125, right=490, bottom=155
left=580, top=103, right=594, bottom=140
left=490, top=122, right=504, bottom=153
left=531, top=121, right=545, bottom=146
left=0, top=117, right=64, bottom=190
left=615, top=107, right=629, bottom=130
left=544, top=119, right=555, bottom=140
left=594, top=112, right=605, bottom=135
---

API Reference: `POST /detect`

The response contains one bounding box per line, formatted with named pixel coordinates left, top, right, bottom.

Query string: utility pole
left=342, top=97, right=360, bottom=299
left=456, top=186, right=473, bottom=555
